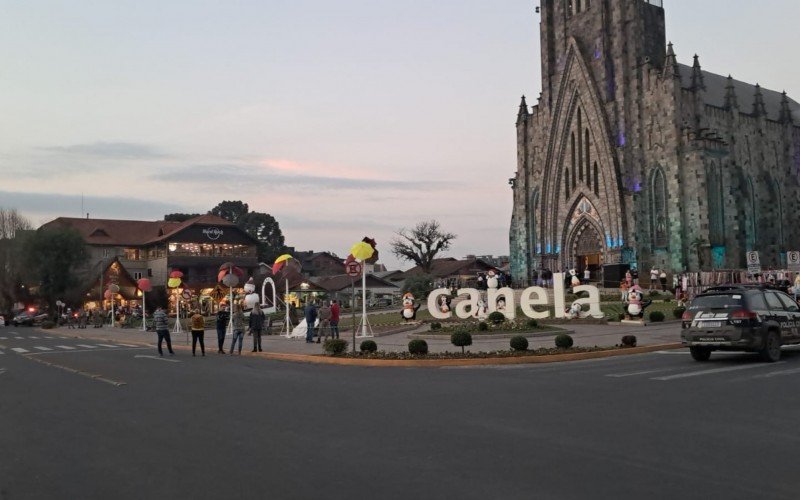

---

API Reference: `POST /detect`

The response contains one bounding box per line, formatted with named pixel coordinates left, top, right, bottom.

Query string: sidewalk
left=46, top=320, right=682, bottom=355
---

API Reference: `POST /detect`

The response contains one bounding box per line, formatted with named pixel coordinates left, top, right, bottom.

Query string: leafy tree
left=164, top=213, right=200, bottom=222
left=402, top=273, right=435, bottom=302
left=209, top=201, right=287, bottom=263
left=391, top=220, right=456, bottom=272
left=0, top=208, right=33, bottom=313
left=24, top=227, right=89, bottom=311
left=210, top=200, right=249, bottom=224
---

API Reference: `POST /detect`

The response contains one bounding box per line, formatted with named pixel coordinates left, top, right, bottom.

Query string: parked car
left=681, top=284, right=800, bottom=362
left=12, top=311, right=49, bottom=327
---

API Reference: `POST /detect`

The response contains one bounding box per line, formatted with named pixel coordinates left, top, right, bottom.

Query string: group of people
left=300, top=299, right=340, bottom=344
left=63, top=308, right=110, bottom=329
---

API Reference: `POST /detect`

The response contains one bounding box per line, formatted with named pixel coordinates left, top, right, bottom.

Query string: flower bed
left=329, top=346, right=617, bottom=360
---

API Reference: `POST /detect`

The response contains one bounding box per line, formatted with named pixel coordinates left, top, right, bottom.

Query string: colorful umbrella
left=272, top=254, right=294, bottom=275
left=350, top=241, right=375, bottom=261
left=137, top=278, right=152, bottom=293
left=168, top=277, right=182, bottom=288
left=108, top=283, right=120, bottom=293
left=169, top=270, right=184, bottom=278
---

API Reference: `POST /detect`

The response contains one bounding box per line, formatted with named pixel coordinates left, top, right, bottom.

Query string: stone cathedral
left=509, top=0, right=800, bottom=284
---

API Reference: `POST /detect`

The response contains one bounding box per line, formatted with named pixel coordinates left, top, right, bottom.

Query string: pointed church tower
left=752, top=84, right=767, bottom=117
left=778, top=91, right=794, bottom=125
left=663, top=42, right=681, bottom=79
left=517, top=95, right=529, bottom=125
left=724, top=75, right=739, bottom=111
left=690, top=55, right=705, bottom=92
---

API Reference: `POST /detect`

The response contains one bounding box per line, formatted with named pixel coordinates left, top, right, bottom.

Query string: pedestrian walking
left=659, top=270, right=668, bottom=291
left=330, top=299, right=340, bottom=339
left=229, top=304, right=245, bottom=355
left=190, top=309, right=205, bottom=357
left=153, top=306, right=174, bottom=356
left=317, top=301, right=332, bottom=344
left=583, top=268, right=591, bottom=282
left=249, top=303, right=265, bottom=352
left=304, top=300, right=318, bottom=343
left=66, top=308, right=75, bottom=329
left=215, top=303, right=230, bottom=354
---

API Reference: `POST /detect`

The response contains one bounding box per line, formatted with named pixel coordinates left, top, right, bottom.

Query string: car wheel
left=690, top=346, right=711, bottom=361
left=759, top=330, right=781, bottom=363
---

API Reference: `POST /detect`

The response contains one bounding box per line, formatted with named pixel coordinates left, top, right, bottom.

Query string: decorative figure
left=569, top=268, right=580, bottom=288
left=625, top=286, right=651, bottom=320
left=243, top=277, right=259, bottom=312
left=565, top=301, right=583, bottom=320
left=472, top=297, right=488, bottom=320
left=401, top=292, right=421, bottom=322
left=496, top=296, right=507, bottom=313
left=438, top=295, right=450, bottom=314
left=486, top=270, right=499, bottom=290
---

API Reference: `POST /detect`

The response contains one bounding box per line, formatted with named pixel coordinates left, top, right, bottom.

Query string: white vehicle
left=0, top=315, right=5, bottom=327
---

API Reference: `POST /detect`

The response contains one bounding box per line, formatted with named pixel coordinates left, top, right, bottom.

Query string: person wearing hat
left=190, top=309, right=205, bottom=356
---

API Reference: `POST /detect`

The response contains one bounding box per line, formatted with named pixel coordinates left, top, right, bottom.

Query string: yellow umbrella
left=168, top=277, right=182, bottom=288
left=272, top=254, right=294, bottom=275
left=350, top=241, right=375, bottom=261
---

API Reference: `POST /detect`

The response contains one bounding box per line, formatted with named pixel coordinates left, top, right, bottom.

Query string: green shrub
left=408, top=339, right=428, bottom=355
left=555, top=334, right=574, bottom=349
left=618, top=313, right=626, bottom=321
left=526, top=318, right=539, bottom=329
left=323, top=338, right=348, bottom=355
left=673, top=306, right=686, bottom=319
left=649, top=290, right=660, bottom=297
left=649, top=311, right=665, bottom=322
left=451, top=330, right=473, bottom=354
left=430, top=322, right=442, bottom=331
left=621, top=335, right=637, bottom=347
left=41, top=320, right=56, bottom=329
left=510, top=335, right=529, bottom=351
left=487, top=311, right=506, bottom=325
left=360, top=340, right=378, bottom=353
left=478, top=321, right=489, bottom=331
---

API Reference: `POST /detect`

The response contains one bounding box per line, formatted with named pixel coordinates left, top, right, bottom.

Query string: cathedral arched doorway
left=566, top=218, right=604, bottom=280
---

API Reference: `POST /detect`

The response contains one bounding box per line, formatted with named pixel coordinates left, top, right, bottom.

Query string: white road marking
left=33, top=346, right=52, bottom=351
left=653, top=362, right=785, bottom=381
left=55, top=345, right=76, bottom=350
left=11, top=348, right=29, bottom=353
left=13, top=337, right=22, bottom=340
left=655, top=350, right=751, bottom=356
left=0, top=368, right=6, bottom=375
left=96, top=344, right=118, bottom=348
left=76, top=344, right=97, bottom=349
left=0, top=337, right=7, bottom=340
left=751, top=367, right=800, bottom=379
left=116, top=344, right=140, bottom=348
left=28, top=336, right=39, bottom=339
left=606, top=368, right=679, bottom=378
left=0, top=350, right=4, bottom=355
left=135, top=355, right=180, bottom=363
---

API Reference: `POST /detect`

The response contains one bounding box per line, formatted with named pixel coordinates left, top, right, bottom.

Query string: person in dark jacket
left=304, top=301, right=318, bottom=344
left=153, top=306, right=174, bottom=356
left=249, top=303, right=265, bottom=352
left=215, top=304, right=230, bottom=354
left=229, top=304, right=245, bottom=355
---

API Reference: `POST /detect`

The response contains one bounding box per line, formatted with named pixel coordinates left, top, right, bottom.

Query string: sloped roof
left=678, top=63, right=800, bottom=122
left=41, top=214, right=247, bottom=246
left=312, top=274, right=399, bottom=292
left=403, top=258, right=500, bottom=278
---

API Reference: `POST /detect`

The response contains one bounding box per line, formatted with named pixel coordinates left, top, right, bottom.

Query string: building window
left=707, top=166, right=725, bottom=246
left=650, top=168, right=668, bottom=248
left=571, top=132, right=576, bottom=182
left=565, top=169, right=571, bottom=201
left=593, top=162, right=599, bottom=196
left=133, top=272, right=143, bottom=280
left=148, top=269, right=153, bottom=277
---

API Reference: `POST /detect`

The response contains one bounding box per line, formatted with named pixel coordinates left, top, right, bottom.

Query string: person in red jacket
left=329, top=299, right=340, bottom=339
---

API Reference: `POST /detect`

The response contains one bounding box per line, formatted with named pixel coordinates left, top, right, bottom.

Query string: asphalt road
left=2, top=327, right=800, bottom=500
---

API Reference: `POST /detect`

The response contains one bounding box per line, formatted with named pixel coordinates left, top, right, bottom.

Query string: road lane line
left=653, top=362, right=785, bottom=381
left=33, top=346, right=53, bottom=351
left=606, top=368, right=679, bottom=378
left=55, top=345, right=76, bottom=350
left=76, top=344, right=97, bottom=349
left=117, top=344, right=141, bottom=348
left=14, top=337, right=23, bottom=340
left=11, top=348, right=29, bottom=353
left=28, top=336, right=39, bottom=339
left=751, top=367, right=800, bottom=379
left=0, top=337, right=7, bottom=340
left=134, top=355, right=180, bottom=363
left=96, top=344, right=118, bottom=348
left=21, top=354, right=126, bottom=387
left=0, top=368, right=6, bottom=375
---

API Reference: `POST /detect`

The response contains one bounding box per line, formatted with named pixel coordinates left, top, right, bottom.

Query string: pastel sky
left=2, top=0, right=799, bottom=270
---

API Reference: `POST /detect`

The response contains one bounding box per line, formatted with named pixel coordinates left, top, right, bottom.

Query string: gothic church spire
left=663, top=42, right=680, bottom=79
left=752, top=84, right=767, bottom=118
left=778, top=91, right=793, bottom=124
left=724, top=75, right=739, bottom=111
left=690, top=55, right=705, bottom=92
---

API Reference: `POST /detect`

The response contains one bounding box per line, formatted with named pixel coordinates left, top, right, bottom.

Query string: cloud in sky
left=38, top=141, right=167, bottom=160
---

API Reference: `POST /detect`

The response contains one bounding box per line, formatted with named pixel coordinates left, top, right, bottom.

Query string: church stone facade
left=509, top=0, right=800, bottom=283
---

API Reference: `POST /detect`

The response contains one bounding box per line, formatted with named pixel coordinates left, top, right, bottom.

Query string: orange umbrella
left=272, top=254, right=294, bottom=275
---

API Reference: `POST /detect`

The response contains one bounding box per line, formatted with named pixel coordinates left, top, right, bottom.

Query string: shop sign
left=428, top=272, right=603, bottom=320
left=202, top=227, right=224, bottom=240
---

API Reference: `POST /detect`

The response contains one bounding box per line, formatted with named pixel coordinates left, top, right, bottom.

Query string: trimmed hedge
left=451, top=330, right=473, bottom=354
left=555, top=334, right=574, bottom=349
left=510, top=336, right=529, bottom=351
left=649, top=311, right=666, bottom=322
left=621, top=335, right=637, bottom=347
left=408, top=339, right=429, bottom=355
left=487, top=311, right=506, bottom=325
left=323, top=338, right=348, bottom=355
left=359, top=340, right=378, bottom=353
left=478, top=322, right=489, bottom=331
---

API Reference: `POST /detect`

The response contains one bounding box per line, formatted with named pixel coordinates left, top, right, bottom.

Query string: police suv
left=681, top=285, right=800, bottom=362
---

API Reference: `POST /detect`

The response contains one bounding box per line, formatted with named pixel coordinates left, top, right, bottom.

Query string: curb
left=252, top=343, right=684, bottom=368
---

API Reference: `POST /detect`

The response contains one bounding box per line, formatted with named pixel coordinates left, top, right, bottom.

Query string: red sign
left=346, top=262, right=362, bottom=278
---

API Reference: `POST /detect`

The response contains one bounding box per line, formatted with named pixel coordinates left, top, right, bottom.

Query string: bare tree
left=0, top=208, right=32, bottom=239
left=391, top=220, right=456, bottom=272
